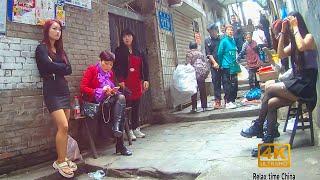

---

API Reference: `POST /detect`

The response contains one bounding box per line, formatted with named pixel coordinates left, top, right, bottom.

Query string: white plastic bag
left=173, top=64, right=197, bottom=94
left=67, top=135, right=83, bottom=161
left=171, top=64, right=197, bottom=107
left=237, top=64, right=249, bottom=80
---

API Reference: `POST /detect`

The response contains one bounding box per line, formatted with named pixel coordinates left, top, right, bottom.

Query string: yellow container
left=271, top=53, right=281, bottom=64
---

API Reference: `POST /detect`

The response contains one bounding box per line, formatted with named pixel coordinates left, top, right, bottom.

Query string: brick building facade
left=0, top=1, right=110, bottom=174
left=0, top=0, right=224, bottom=174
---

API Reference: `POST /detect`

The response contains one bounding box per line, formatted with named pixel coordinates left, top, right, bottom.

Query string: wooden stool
left=283, top=101, right=314, bottom=147
left=74, top=116, right=98, bottom=159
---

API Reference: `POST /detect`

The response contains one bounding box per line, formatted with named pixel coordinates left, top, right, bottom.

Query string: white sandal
left=65, top=158, right=78, bottom=171
left=53, top=161, right=74, bottom=178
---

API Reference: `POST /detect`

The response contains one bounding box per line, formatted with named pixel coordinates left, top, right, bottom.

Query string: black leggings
left=127, top=99, right=141, bottom=130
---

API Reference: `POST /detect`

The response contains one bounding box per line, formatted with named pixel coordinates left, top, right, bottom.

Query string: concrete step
left=170, top=103, right=260, bottom=123
left=168, top=96, right=261, bottom=123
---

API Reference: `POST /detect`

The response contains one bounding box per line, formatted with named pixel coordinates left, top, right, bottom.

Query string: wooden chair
left=283, top=101, right=314, bottom=148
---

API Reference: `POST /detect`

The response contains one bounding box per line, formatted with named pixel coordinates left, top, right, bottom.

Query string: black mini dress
left=35, top=44, right=72, bottom=113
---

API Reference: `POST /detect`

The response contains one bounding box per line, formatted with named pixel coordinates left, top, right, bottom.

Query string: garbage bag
left=67, top=135, right=83, bottom=161
left=173, top=64, right=197, bottom=94
left=244, top=87, right=262, bottom=100
left=171, top=64, right=197, bottom=107
left=237, top=64, right=249, bottom=81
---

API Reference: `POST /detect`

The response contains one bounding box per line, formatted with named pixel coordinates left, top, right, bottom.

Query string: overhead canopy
left=168, top=0, right=205, bottom=18
left=217, top=0, right=268, bottom=8
left=216, top=0, right=247, bottom=6
left=108, top=0, right=135, bottom=7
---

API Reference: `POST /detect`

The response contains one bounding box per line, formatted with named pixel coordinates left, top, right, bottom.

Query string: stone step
left=169, top=103, right=260, bottom=123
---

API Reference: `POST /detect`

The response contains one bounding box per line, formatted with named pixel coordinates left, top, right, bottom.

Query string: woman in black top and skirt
left=35, top=19, right=77, bottom=178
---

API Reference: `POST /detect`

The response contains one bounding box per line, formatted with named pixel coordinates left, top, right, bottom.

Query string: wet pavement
left=1, top=115, right=320, bottom=179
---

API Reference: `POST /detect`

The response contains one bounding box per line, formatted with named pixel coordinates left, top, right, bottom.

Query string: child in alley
left=237, top=32, right=262, bottom=89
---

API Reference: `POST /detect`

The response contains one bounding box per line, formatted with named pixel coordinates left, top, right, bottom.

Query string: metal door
left=109, top=13, right=152, bottom=125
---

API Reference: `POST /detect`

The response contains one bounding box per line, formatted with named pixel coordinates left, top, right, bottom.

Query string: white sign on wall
left=0, top=0, right=7, bottom=35
left=65, top=0, right=92, bottom=9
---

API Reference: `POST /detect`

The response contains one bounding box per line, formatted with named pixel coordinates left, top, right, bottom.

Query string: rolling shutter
left=173, top=10, right=195, bottom=64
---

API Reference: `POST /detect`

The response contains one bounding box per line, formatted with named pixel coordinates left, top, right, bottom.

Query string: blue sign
left=158, top=11, right=172, bottom=32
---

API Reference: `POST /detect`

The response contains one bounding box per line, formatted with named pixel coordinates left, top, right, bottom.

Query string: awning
left=217, top=0, right=247, bottom=6
left=217, top=0, right=268, bottom=8
left=108, top=0, right=135, bottom=7
left=169, top=0, right=205, bottom=18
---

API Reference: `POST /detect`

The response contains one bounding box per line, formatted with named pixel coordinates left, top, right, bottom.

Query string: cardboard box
left=257, top=70, right=279, bottom=82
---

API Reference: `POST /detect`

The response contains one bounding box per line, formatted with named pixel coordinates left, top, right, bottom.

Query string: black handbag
left=82, top=101, right=100, bottom=119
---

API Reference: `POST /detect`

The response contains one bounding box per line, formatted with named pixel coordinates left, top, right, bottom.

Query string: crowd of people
left=187, top=12, right=318, bottom=157
left=34, top=9, right=318, bottom=178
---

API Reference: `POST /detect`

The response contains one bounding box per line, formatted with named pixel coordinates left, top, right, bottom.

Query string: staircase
left=168, top=59, right=265, bottom=123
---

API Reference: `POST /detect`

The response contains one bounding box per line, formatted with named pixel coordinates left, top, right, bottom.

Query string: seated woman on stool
left=80, top=51, right=132, bottom=156
left=241, top=12, right=318, bottom=157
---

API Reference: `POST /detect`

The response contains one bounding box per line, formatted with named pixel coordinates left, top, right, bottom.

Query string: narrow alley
left=3, top=113, right=320, bottom=179
left=1, top=0, right=320, bottom=179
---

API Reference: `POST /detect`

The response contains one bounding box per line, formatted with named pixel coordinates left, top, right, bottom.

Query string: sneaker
left=129, top=130, right=136, bottom=141
left=225, top=102, right=237, bottom=109
left=133, top=128, right=146, bottom=138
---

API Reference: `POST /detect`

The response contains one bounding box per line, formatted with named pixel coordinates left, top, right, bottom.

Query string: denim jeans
left=221, top=68, right=238, bottom=103
left=248, top=68, right=260, bottom=89
left=211, top=68, right=222, bottom=100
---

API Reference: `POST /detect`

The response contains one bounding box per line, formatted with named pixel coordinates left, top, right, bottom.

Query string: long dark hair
left=42, top=19, right=66, bottom=62
left=119, top=29, right=138, bottom=51
left=288, top=11, right=309, bottom=72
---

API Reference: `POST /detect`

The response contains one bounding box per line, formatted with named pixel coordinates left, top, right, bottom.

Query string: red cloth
left=80, top=64, right=115, bottom=102
left=124, top=55, right=143, bottom=100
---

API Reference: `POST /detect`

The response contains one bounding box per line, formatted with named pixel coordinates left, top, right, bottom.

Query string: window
left=193, top=21, right=199, bottom=33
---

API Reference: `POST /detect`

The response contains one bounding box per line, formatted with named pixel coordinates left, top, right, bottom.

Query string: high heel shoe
left=116, top=145, right=132, bottom=156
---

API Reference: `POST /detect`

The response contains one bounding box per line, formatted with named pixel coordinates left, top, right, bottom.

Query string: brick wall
left=293, top=0, right=320, bottom=145
left=0, top=1, right=110, bottom=174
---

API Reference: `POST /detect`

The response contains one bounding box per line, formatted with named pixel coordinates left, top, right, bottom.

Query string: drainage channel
left=37, top=164, right=200, bottom=180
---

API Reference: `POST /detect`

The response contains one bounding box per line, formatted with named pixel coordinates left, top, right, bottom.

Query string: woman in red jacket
left=80, top=51, right=132, bottom=156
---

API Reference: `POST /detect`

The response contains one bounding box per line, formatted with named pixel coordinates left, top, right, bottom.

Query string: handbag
left=82, top=101, right=100, bottom=119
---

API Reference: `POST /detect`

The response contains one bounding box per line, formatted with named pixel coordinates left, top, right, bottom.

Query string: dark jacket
left=205, top=36, right=221, bottom=64
left=114, top=46, right=149, bottom=82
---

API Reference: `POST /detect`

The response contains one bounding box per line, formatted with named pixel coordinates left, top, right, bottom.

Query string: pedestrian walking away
left=186, top=42, right=210, bottom=112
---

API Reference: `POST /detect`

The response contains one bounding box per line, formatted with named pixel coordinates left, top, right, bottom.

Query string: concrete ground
left=2, top=116, right=319, bottom=180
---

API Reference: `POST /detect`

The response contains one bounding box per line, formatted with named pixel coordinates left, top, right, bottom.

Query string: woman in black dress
left=241, top=12, right=318, bottom=157
left=35, top=20, right=76, bottom=178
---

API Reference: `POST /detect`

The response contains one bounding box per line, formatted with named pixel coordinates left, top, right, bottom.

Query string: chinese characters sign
left=65, top=0, right=91, bottom=9
left=158, top=11, right=172, bottom=32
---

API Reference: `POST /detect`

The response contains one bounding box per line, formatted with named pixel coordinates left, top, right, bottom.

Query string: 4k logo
left=258, top=143, right=291, bottom=168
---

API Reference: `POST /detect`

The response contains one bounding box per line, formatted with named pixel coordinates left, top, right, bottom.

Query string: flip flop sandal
left=53, top=161, right=74, bottom=178
left=65, top=158, right=78, bottom=171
